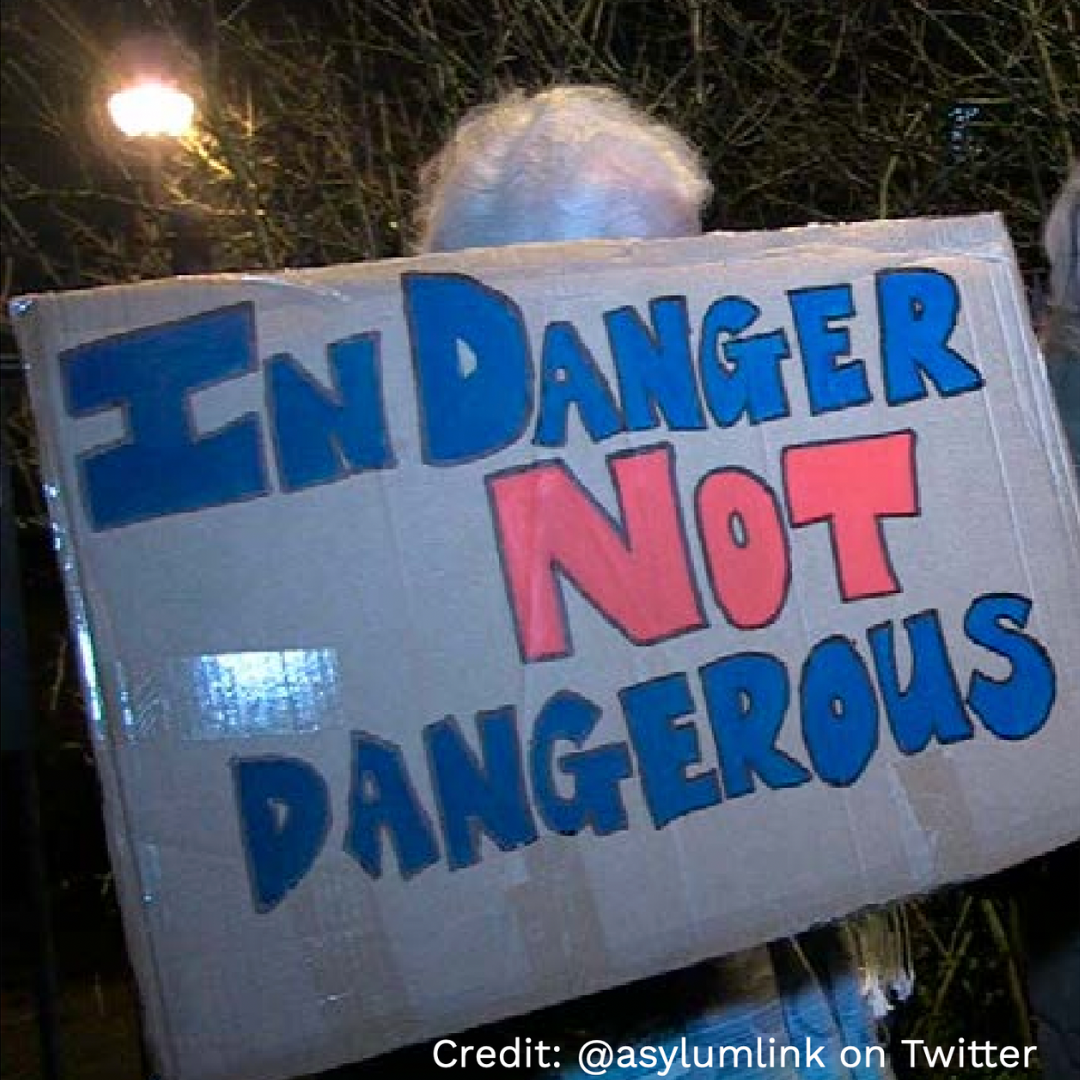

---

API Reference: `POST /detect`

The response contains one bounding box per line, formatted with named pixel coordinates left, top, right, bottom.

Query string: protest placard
left=14, top=213, right=1080, bottom=1080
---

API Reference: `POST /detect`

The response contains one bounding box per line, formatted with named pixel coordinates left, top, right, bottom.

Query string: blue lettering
left=604, top=297, right=705, bottom=433
left=344, top=732, right=439, bottom=878
left=268, top=333, right=393, bottom=490
left=868, top=610, right=972, bottom=753
left=965, top=593, right=1056, bottom=740
left=63, top=303, right=268, bottom=529
left=700, top=652, right=810, bottom=797
left=531, top=691, right=632, bottom=835
left=789, top=284, right=872, bottom=414
left=534, top=322, right=623, bottom=446
left=620, top=672, right=720, bottom=827
left=878, top=269, right=984, bottom=404
left=426, top=710, right=537, bottom=870
left=403, top=273, right=532, bottom=464
left=699, top=297, right=792, bottom=426
left=800, top=636, right=879, bottom=786
left=232, top=755, right=330, bottom=912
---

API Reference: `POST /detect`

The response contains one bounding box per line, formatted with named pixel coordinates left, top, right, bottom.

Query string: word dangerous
left=233, top=592, right=1054, bottom=911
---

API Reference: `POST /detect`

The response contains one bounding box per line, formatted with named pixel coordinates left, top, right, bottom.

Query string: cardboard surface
left=14, top=215, right=1080, bottom=1080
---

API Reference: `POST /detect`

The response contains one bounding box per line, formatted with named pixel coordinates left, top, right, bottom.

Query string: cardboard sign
left=15, top=214, right=1080, bottom=1080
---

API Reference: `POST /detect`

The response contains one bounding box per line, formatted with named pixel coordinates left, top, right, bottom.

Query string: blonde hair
left=415, top=86, right=711, bottom=253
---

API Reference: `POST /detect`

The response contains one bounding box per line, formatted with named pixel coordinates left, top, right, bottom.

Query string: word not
left=232, top=592, right=1054, bottom=911
left=60, top=268, right=982, bottom=530
left=488, top=431, right=917, bottom=661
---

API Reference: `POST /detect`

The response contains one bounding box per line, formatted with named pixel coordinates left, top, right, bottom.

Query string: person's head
left=1042, top=162, right=1080, bottom=362
left=415, top=86, right=711, bottom=253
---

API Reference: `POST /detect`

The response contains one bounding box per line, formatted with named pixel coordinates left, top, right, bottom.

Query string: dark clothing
left=1048, top=359, right=1080, bottom=477
left=1027, top=357, right=1080, bottom=1080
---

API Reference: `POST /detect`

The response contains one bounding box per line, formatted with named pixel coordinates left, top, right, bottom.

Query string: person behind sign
left=1040, top=161, right=1079, bottom=469
left=415, top=85, right=904, bottom=1080
left=1024, top=159, right=1080, bottom=1080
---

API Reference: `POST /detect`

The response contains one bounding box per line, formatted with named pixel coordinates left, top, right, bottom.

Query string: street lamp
left=106, top=72, right=209, bottom=274
left=107, top=80, right=195, bottom=139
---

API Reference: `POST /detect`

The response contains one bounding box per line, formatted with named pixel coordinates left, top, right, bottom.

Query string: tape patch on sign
left=117, top=648, right=342, bottom=741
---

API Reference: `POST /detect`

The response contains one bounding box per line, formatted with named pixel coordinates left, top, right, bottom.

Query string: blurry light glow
left=108, top=81, right=195, bottom=137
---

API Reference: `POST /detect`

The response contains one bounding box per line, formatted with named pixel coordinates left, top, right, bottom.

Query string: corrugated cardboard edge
left=10, top=296, right=179, bottom=1078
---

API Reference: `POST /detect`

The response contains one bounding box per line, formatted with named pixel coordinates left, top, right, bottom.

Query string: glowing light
left=108, top=81, right=195, bottom=137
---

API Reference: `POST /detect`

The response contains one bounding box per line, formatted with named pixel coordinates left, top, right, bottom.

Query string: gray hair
left=1042, top=162, right=1080, bottom=362
left=415, top=86, right=711, bottom=253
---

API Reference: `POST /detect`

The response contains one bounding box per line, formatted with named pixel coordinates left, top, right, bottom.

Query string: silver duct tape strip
left=293, top=863, right=419, bottom=1060
left=509, top=841, right=612, bottom=1007
left=118, top=648, right=342, bottom=741
left=886, top=750, right=981, bottom=893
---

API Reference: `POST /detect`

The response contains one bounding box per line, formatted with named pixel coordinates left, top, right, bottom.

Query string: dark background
left=2, top=1, right=1077, bottom=1078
